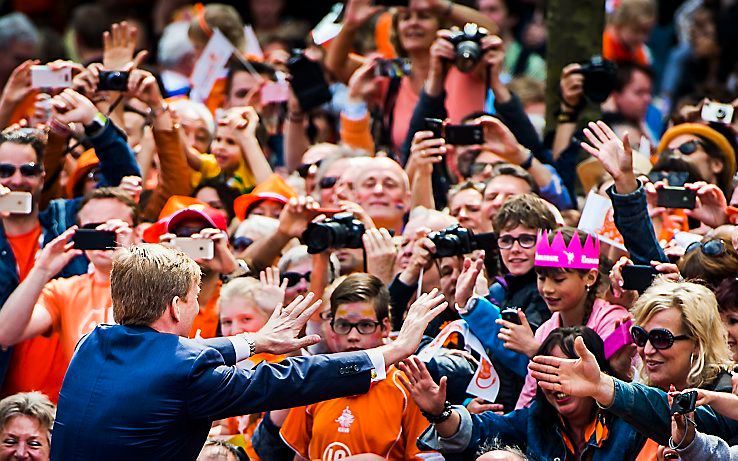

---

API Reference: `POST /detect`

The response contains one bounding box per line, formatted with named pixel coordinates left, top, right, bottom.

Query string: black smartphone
left=621, top=264, right=659, bottom=293
left=73, top=229, right=117, bottom=250
left=444, top=124, right=484, bottom=145
left=286, top=52, right=332, bottom=112
left=375, top=0, right=407, bottom=5
left=97, top=71, right=130, bottom=92
left=670, top=390, right=697, bottom=415
left=656, top=186, right=696, bottom=209
left=374, top=58, right=411, bottom=78
left=424, top=118, right=443, bottom=139
left=500, top=308, right=521, bottom=325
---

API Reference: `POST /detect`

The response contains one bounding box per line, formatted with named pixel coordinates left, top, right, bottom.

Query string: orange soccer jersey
left=280, top=367, right=434, bottom=460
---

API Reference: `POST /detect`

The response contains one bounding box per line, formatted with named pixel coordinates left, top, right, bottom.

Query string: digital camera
left=427, top=224, right=497, bottom=258
left=302, top=212, right=365, bottom=254
left=444, top=23, right=489, bottom=73
left=576, top=56, right=618, bottom=103
left=97, top=71, right=130, bottom=92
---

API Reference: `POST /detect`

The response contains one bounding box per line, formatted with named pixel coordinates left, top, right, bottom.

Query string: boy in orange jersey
left=279, top=273, right=436, bottom=460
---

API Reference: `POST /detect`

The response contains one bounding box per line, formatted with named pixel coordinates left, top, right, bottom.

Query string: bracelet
left=421, top=401, right=453, bottom=424
left=519, top=150, right=534, bottom=170
left=595, top=376, right=616, bottom=410
left=287, top=112, right=305, bottom=123
left=557, top=111, right=578, bottom=124
left=667, top=416, right=697, bottom=450
left=241, top=334, right=257, bottom=359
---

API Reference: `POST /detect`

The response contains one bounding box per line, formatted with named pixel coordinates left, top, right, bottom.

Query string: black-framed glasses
left=666, top=140, right=703, bottom=157
left=331, top=319, right=382, bottom=335
left=0, top=162, right=43, bottom=178
left=297, top=160, right=322, bottom=178
left=631, top=325, right=691, bottom=350
left=282, top=271, right=311, bottom=287
left=470, top=161, right=496, bottom=176
left=498, top=233, right=537, bottom=250
left=230, top=236, right=254, bottom=251
left=686, top=239, right=726, bottom=257
left=319, top=176, right=338, bottom=189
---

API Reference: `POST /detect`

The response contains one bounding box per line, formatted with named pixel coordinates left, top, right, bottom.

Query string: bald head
left=477, top=449, right=527, bottom=461
left=353, top=157, right=410, bottom=232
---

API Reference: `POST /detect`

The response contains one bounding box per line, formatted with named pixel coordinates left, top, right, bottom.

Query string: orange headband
left=194, top=3, right=213, bottom=37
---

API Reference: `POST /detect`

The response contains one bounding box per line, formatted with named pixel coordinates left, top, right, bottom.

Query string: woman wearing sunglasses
left=628, top=278, right=734, bottom=459
left=678, top=236, right=738, bottom=289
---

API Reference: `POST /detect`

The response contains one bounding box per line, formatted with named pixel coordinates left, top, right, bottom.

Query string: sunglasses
left=470, top=162, right=496, bottom=176
left=282, top=271, right=311, bottom=287
left=319, top=176, right=339, bottom=189
left=631, top=325, right=690, bottom=350
left=685, top=239, right=726, bottom=257
left=498, top=233, right=537, bottom=250
left=297, top=160, right=322, bottom=178
left=0, top=162, right=43, bottom=179
left=230, top=236, right=254, bottom=251
left=666, top=140, right=703, bottom=157
left=331, top=319, right=382, bottom=335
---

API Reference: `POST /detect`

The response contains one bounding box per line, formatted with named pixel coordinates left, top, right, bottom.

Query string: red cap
left=143, top=196, right=227, bottom=243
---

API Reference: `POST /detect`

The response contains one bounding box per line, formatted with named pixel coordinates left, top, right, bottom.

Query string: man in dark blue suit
left=50, top=244, right=447, bottom=460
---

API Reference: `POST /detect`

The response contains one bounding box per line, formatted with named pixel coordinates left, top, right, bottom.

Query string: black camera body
left=444, top=23, right=489, bottom=73
left=97, top=71, right=130, bottom=92
left=302, top=212, right=365, bottom=254
left=427, top=224, right=497, bottom=258
left=670, top=390, right=697, bottom=415
left=576, top=56, right=618, bottom=103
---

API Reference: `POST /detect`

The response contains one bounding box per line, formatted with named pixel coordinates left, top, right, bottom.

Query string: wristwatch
left=83, top=112, right=107, bottom=137
left=241, top=334, right=257, bottom=359
left=457, top=296, right=481, bottom=315
left=519, top=149, right=534, bottom=170
left=421, top=400, right=453, bottom=424
left=220, top=259, right=251, bottom=283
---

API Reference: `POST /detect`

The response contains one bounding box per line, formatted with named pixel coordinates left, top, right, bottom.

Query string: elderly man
left=51, top=244, right=447, bottom=460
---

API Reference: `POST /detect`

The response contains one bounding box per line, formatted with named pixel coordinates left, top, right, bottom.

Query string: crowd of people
left=0, top=0, right=737, bottom=459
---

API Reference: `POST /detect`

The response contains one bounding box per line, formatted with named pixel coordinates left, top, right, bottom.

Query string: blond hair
left=609, top=0, right=656, bottom=27
left=632, top=278, right=733, bottom=388
left=0, top=392, right=55, bottom=443
left=111, top=244, right=201, bottom=326
left=219, top=277, right=274, bottom=316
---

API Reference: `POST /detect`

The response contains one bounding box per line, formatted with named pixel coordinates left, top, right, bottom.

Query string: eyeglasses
left=319, top=176, right=339, bottom=189
left=498, top=233, right=537, bottom=250
left=0, top=162, right=43, bottom=178
left=282, top=271, right=311, bottom=287
left=470, top=161, right=496, bottom=176
left=666, top=140, right=703, bottom=157
left=631, top=325, right=690, bottom=350
left=297, top=160, right=322, bottom=178
left=331, top=319, right=382, bottom=335
left=685, top=239, right=726, bottom=257
left=81, top=222, right=104, bottom=230
left=231, top=236, right=254, bottom=251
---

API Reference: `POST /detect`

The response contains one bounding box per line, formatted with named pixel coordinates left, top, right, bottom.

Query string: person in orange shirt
left=279, top=273, right=437, bottom=460
left=602, top=0, right=656, bottom=67
left=0, top=187, right=136, bottom=401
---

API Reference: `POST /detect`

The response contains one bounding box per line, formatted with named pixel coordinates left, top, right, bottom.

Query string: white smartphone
left=701, top=102, right=734, bottom=124
left=0, top=191, right=32, bottom=214
left=31, top=66, right=72, bottom=89
left=172, top=238, right=214, bottom=260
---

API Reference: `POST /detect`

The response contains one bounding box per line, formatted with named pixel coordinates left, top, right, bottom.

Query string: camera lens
left=716, top=108, right=726, bottom=119
left=455, top=40, right=482, bottom=73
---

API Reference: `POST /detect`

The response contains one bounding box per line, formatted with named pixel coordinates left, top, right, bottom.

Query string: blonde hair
left=609, top=0, right=656, bottom=27
left=0, top=392, right=55, bottom=443
left=219, top=277, right=272, bottom=316
left=632, top=278, right=733, bottom=388
left=111, top=244, right=201, bottom=326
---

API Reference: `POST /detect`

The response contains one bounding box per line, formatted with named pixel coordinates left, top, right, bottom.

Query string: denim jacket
left=606, top=181, right=668, bottom=264
left=418, top=402, right=646, bottom=460
left=0, top=119, right=140, bottom=386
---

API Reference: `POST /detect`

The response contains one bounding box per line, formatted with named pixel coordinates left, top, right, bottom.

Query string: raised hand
left=1, top=59, right=39, bottom=105
left=392, top=289, right=448, bottom=361
left=191, top=228, right=238, bottom=275
left=347, top=59, right=380, bottom=104
left=278, top=196, right=320, bottom=238
left=580, top=121, right=637, bottom=193
left=50, top=89, right=99, bottom=126
left=408, top=130, right=446, bottom=176
left=466, top=397, right=504, bottom=415
left=258, top=267, right=287, bottom=312
left=127, top=69, right=164, bottom=109
left=251, top=292, right=324, bottom=355
left=454, top=254, right=485, bottom=308
left=363, top=228, right=398, bottom=285
left=529, top=336, right=614, bottom=405
left=559, top=63, right=584, bottom=112
left=397, top=355, right=447, bottom=415
left=103, top=21, right=143, bottom=71
left=343, top=0, right=383, bottom=31
left=474, top=116, right=528, bottom=163
left=35, top=227, right=83, bottom=280
left=685, top=181, right=729, bottom=228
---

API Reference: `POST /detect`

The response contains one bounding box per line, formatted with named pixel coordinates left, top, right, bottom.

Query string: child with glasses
left=279, top=273, right=438, bottom=460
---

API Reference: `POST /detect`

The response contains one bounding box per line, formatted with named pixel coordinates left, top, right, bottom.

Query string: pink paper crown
left=534, top=230, right=600, bottom=270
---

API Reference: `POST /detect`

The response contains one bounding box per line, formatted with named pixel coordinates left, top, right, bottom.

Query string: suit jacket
left=50, top=324, right=373, bottom=460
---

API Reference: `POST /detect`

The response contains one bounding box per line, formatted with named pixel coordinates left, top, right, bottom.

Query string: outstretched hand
left=398, top=355, right=447, bottom=415
left=529, top=336, right=614, bottom=405
left=391, top=289, right=448, bottom=363
left=251, top=292, right=324, bottom=355
left=580, top=121, right=637, bottom=194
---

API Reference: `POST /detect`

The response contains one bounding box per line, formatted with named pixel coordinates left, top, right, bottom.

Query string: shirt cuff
left=343, top=101, right=368, bottom=120
left=364, top=349, right=387, bottom=382
left=228, top=335, right=253, bottom=362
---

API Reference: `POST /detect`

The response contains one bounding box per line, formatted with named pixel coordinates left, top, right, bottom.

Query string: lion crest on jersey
left=335, top=406, right=355, bottom=434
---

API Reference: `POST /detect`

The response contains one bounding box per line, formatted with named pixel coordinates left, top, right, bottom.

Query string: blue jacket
left=418, top=402, right=646, bottom=460
left=51, top=324, right=375, bottom=460
left=606, top=181, right=668, bottom=264
left=0, top=119, right=140, bottom=386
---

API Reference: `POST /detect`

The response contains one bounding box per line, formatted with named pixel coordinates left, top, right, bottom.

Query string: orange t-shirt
left=635, top=438, right=660, bottom=461
left=602, top=27, right=650, bottom=66
left=2, top=225, right=68, bottom=402
left=280, top=367, right=435, bottom=460
left=189, top=283, right=220, bottom=339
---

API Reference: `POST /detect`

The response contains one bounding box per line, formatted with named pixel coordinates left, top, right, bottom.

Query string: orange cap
left=66, top=149, right=99, bottom=198
left=233, top=174, right=296, bottom=220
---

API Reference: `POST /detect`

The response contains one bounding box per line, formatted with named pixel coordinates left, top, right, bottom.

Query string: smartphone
left=31, top=66, right=72, bottom=89
left=173, top=238, right=214, bottom=260
left=424, top=118, right=443, bottom=139
left=0, top=191, right=32, bottom=214
left=670, top=390, right=697, bottom=415
left=444, top=124, right=484, bottom=145
left=375, top=0, right=407, bottom=5
left=701, top=102, right=734, bottom=124
left=260, top=81, right=290, bottom=105
left=73, top=229, right=117, bottom=250
left=374, top=58, right=411, bottom=78
left=656, top=186, right=696, bottom=209
left=603, top=319, right=633, bottom=359
left=621, top=264, right=659, bottom=293
left=97, top=70, right=130, bottom=92
left=286, top=52, right=332, bottom=112
left=500, top=308, right=521, bottom=325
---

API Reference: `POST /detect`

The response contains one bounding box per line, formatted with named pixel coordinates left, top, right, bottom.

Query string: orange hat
left=656, top=123, right=736, bottom=178
left=233, top=174, right=296, bottom=220
left=143, top=195, right=227, bottom=243
left=66, top=149, right=99, bottom=198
